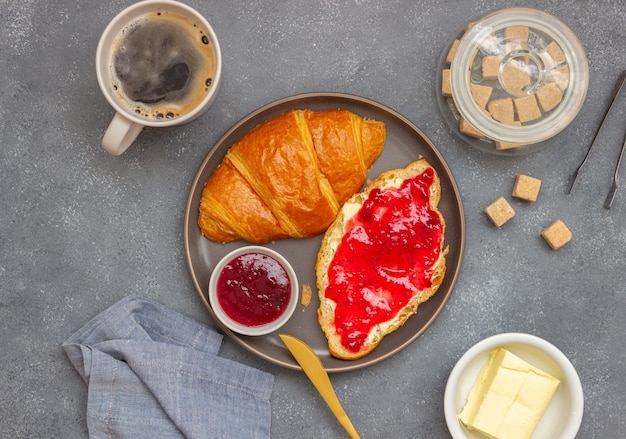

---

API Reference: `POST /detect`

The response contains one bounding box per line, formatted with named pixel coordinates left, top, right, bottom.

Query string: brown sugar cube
left=541, top=41, right=566, bottom=66
left=549, top=64, right=570, bottom=91
left=442, top=69, right=452, bottom=97
left=446, top=39, right=460, bottom=64
left=512, top=174, right=542, bottom=201
left=502, top=61, right=530, bottom=95
left=541, top=220, right=572, bottom=250
left=504, top=26, right=529, bottom=51
left=513, top=95, right=542, bottom=123
left=464, top=21, right=477, bottom=32
left=505, top=26, right=529, bottom=40
left=301, top=284, right=313, bottom=306
left=488, top=97, right=515, bottom=124
left=459, top=117, right=484, bottom=138
left=496, top=142, right=523, bottom=150
left=484, top=197, right=515, bottom=227
left=470, top=83, right=493, bottom=109
left=535, top=82, right=563, bottom=112
left=482, top=55, right=501, bottom=80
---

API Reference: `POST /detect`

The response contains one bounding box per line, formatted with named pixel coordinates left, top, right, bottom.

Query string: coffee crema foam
left=110, top=11, right=217, bottom=121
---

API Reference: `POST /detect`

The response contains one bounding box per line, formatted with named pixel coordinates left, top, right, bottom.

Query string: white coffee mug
left=96, top=0, right=222, bottom=155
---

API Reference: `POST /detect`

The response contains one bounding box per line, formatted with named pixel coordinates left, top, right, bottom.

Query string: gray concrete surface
left=2, top=0, right=626, bottom=437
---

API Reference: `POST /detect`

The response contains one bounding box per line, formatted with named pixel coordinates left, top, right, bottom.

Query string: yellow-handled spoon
left=280, top=334, right=361, bottom=439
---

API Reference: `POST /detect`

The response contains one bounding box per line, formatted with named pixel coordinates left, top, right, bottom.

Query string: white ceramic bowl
left=444, top=333, right=584, bottom=439
left=208, top=246, right=299, bottom=336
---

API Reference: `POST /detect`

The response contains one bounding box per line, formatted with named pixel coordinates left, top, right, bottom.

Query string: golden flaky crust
left=198, top=109, right=386, bottom=243
left=316, top=159, right=448, bottom=360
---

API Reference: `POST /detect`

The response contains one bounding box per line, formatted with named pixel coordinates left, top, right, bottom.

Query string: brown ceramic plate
left=184, top=93, right=465, bottom=372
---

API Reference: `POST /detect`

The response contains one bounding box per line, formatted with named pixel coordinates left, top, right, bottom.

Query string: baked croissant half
left=198, top=109, right=386, bottom=244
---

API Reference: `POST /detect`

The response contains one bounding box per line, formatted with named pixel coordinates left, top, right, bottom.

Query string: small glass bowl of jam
left=208, top=246, right=299, bottom=336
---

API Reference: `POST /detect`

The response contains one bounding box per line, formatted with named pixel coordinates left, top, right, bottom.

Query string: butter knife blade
left=279, top=334, right=361, bottom=439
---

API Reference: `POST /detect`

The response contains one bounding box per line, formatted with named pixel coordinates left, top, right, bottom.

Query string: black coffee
left=111, top=11, right=216, bottom=121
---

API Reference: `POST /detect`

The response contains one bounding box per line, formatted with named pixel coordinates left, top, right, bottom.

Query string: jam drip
left=325, top=168, right=444, bottom=352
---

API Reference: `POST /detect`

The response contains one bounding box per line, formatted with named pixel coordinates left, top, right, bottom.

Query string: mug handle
left=101, top=112, right=144, bottom=156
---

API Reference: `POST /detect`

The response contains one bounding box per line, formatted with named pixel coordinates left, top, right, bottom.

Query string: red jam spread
left=325, top=168, right=444, bottom=353
left=217, top=252, right=291, bottom=327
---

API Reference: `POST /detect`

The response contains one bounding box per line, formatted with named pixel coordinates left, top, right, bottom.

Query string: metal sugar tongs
left=604, top=130, right=626, bottom=209
left=568, top=70, right=626, bottom=209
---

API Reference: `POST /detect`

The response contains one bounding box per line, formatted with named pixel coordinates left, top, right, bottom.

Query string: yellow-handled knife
left=280, top=334, right=361, bottom=439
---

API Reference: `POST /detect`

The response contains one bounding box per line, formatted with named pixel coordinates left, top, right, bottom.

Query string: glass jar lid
left=449, top=8, right=589, bottom=146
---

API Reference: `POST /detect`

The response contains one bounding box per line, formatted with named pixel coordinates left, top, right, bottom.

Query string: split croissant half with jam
left=198, top=109, right=386, bottom=243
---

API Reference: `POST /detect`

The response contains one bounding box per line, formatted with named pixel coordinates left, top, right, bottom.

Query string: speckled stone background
left=2, top=0, right=625, bottom=437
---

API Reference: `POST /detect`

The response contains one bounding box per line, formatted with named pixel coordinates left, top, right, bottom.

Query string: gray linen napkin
left=62, top=296, right=274, bottom=439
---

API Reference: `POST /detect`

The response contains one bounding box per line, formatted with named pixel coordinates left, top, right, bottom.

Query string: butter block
left=459, top=347, right=560, bottom=439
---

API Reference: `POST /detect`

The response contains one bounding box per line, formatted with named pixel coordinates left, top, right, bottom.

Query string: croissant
left=198, top=109, right=386, bottom=243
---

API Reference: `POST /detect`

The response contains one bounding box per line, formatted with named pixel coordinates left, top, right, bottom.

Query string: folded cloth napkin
left=62, top=296, right=274, bottom=439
